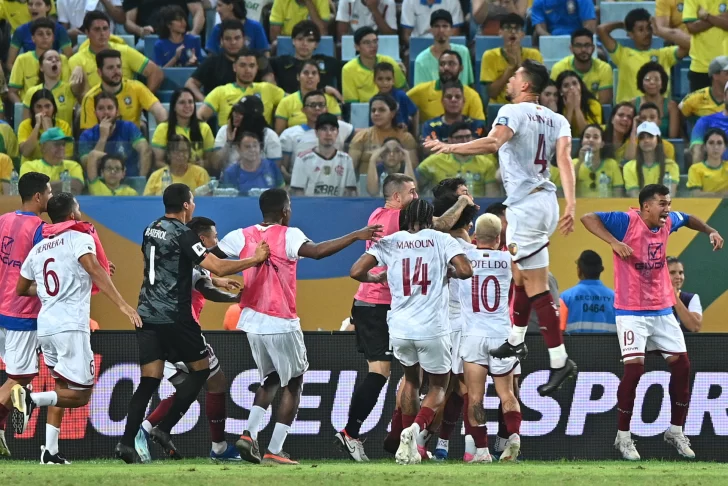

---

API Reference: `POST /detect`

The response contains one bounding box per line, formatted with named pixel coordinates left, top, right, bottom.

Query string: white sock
left=212, top=440, right=227, bottom=454
left=436, top=438, right=449, bottom=451
left=617, top=430, right=631, bottom=439
left=31, top=392, right=58, bottom=407
left=142, top=420, right=153, bottom=433
left=508, top=326, right=528, bottom=346
left=46, top=424, right=60, bottom=455
left=669, top=424, right=682, bottom=434
left=464, top=435, right=476, bottom=455
left=267, top=423, right=290, bottom=455
left=548, top=344, right=568, bottom=369
left=247, top=406, right=266, bottom=440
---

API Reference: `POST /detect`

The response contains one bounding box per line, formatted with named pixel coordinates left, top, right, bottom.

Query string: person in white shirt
left=12, top=193, right=140, bottom=465
left=350, top=198, right=472, bottom=466
left=335, top=0, right=397, bottom=38
left=457, top=213, right=522, bottom=464
left=57, top=0, right=125, bottom=42
left=290, top=113, right=358, bottom=197
left=215, top=97, right=282, bottom=169
left=400, top=0, right=464, bottom=45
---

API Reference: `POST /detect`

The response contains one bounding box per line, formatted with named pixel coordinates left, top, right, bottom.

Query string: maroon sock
left=438, top=393, right=463, bottom=440
left=617, top=363, right=644, bottom=431
left=387, top=408, right=403, bottom=439
left=414, top=407, right=436, bottom=431
left=531, top=291, right=563, bottom=348
left=503, top=411, right=522, bottom=435
left=497, top=403, right=508, bottom=439
left=402, top=413, right=415, bottom=430
left=668, top=355, right=691, bottom=427
left=0, top=403, right=9, bottom=431
left=147, top=394, right=175, bottom=427
left=512, top=285, right=531, bottom=328
left=206, top=391, right=226, bottom=443
left=461, top=394, right=473, bottom=436
left=470, top=425, right=488, bottom=448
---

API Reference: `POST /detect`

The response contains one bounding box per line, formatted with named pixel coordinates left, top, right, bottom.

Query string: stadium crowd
left=0, top=0, right=724, bottom=199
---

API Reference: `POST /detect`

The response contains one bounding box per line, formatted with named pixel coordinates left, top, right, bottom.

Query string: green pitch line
left=2, top=460, right=728, bottom=486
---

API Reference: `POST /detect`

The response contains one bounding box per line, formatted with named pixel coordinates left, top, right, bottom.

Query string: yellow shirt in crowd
left=275, top=91, right=341, bottom=128
left=88, top=179, right=139, bottom=196
left=0, top=0, right=57, bottom=32
left=608, top=44, right=679, bottom=102
left=480, top=47, right=543, bottom=104
left=204, top=82, right=285, bottom=125
left=656, top=0, right=687, bottom=31
left=151, top=122, right=216, bottom=163
left=0, top=122, right=19, bottom=158
left=417, top=153, right=498, bottom=197
left=23, top=81, right=76, bottom=128
left=551, top=157, right=624, bottom=197
left=9, top=51, right=70, bottom=99
left=683, top=0, right=726, bottom=73
left=565, top=99, right=603, bottom=137
left=687, top=161, right=728, bottom=193
left=18, top=119, right=74, bottom=163
left=679, top=86, right=724, bottom=120
left=144, top=165, right=210, bottom=196
left=0, top=153, right=12, bottom=194
left=70, top=37, right=149, bottom=87
left=550, top=56, right=613, bottom=98
left=407, top=80, right=485, bottom=123
left=342, top=55, right=407, bottom=103
left=622, top=159, right=680, bottom=191
left=19, top=158, right=84, bottom=182
left=81, top=80, right=159, bottom=129
left=269, top=0, right=330, bottom=36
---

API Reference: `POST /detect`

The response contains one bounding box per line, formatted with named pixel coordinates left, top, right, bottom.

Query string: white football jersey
left=280, top=121, right=353, bottom=161
left=495, top=103, right=571, bottom=205
left=458, top=247, right=512, bottom=339
left=367, top=229, right=466, bottom=340
left=20, top=230, right=96, bottom=337
left=448, top=237, right=474, bottom=331
left=290, top=149, right=358, bottom=196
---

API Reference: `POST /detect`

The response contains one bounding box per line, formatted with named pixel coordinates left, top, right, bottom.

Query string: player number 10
left=471, top=275, right=500, bottom=312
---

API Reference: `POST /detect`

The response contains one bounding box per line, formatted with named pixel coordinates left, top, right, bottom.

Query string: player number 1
left=149, top=245, right=156, bottom=285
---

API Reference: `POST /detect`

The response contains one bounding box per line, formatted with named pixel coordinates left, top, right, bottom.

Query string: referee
left=115, top=184, right=270, bottom=463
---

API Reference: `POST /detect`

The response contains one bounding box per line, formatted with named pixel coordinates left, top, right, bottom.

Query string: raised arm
left=580, top=212, right=633, bottom=259
left=432, top=194, right=474, bottom=231
left=596, top=21, right=622, bottom=53
left=298, top=225, right=383, bottom=260
left=423, top=124, right=511, bottom=156
left=79, top=253, right=142, bottom=328
left=686, top=214, right=724, bottom=250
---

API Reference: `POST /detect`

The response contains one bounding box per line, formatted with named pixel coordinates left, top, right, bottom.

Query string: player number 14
left=402, top=257, right=431, bottom=296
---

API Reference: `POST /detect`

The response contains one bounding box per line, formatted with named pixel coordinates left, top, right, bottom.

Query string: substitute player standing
left=11, top=193, right=141, bottom=464
left=0, top=172, right=54, bottom=458
left=424, top=59, right=578, bottom=395
left=350, top=199, right=473, bottom=466
left=215, top=188, right=382, bottom=465
left=581, top=184, right=723, bottom=460
left=115, top=184, right=270, bottom=463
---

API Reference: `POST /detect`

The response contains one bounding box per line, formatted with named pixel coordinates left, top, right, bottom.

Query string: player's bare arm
left=349, top=254, right=387, bottom=283
left=423, top=125, right=512, bottom=156
left=199, top=241, right=270, bottom=276
left=211, top=277, right=242, bottom=292
left=448, top=254, right=473, bottom=280
left=433, top=195, right=477, bottom=232
left=685, top=215, right=724, bottom=251
left=298, top=225, right=383, bottom=260
left=195, top=279, right=241, bottom=303
left=673, top=293, right=702, bottom=332
left=15, top=277, right=37, bottom=297
left=555, top=136, right=576, bottom=236
left=580, top=213, right=634, bottom=259
left=78, top=253, right=142, bottom=328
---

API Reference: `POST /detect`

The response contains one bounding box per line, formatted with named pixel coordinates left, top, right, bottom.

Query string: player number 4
left=43, top=258, right=60, bottom=297
left=402, top=257, right=431, bottom=296
left=534, top=134, right=547, bottom=173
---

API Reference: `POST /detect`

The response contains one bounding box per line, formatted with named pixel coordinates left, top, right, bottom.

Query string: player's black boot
left=490, top=341, right=528, bottom=360
left=149, top=427, right=183, bottom=460
left=236, top=430, right=262, bottom=464
left=537, top=359, right=578, bottom=396
left=40, top=446, right=70, bottom=465
left=114, top=442, right=140, bottom=464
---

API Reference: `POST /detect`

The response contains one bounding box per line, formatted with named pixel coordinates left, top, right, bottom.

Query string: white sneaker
left=664, top=429, right=695, bottom=459
left=499, top=433, right=521, bottom=462
left=334, top=431, right=369, bottom=462
left=493, top=435, right=506, bottom=455
left=395, top=424, right=421, bottom=465
left=464, top=447, right=492, bottom=463
left=0, top=429, right=10, bottom=457
left=614, top=433, right=641, bottom=461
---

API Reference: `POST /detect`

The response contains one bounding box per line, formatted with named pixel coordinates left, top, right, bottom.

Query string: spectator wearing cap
left=472, top=0, right=528, bottom=36
left=680, top=55, right=728, bottom=124
left=269, top=0, right=330, bottom=51
left=687, top=128, right=728, bottom=195
left=342, top=27, right=407, bottom=103
left=598, top=8, right=689, bottom=103
left=221, top=131, right=285, bottom=195
left=400, top=0, right=463, bottom=47
left=19, top=127, right=84, bottom=195
left=480, top=14, right=543, bottom=105
left=550, top=28, right=613, bottom=104
left=414, top=10, right=473, bottom=86
left=421, top=80, right=485, bottom=150
left=416, top=122, right=498, bottom=197
left=335, top=0, right=397, bottom=39
left=623, top=121, right=680, bottom=197
left=409, top=50, right=484, bottom=122
left=206, top=0, right=270, bottom=54
left=683, top=0, right=728, bottom=92
left=87, top=153, right=139, bottom=196
left=187, top=20, right=273, bottom=102
left=270, top=20, right=342, bottom=95
left=667, top=256, right=702, bottom=333
left=690, top=81, right=728, bottom=164
left=532, top=0, right=595, bottom=41
left=636, top=102, right=678, bottom=159
left=215, top=97, right=283, bottom=170
left=144, top=135, right=210, bottom=195
left=559, top=250, right=616, bottom=334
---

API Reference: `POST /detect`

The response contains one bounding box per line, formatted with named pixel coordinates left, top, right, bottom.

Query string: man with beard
left=408, top=50, right=484, bottom=122
left=80, top=49, right=167, bottom=129
left=413, top=10, right=473, bottom=86
left=550, top=28, right=613, bottom=104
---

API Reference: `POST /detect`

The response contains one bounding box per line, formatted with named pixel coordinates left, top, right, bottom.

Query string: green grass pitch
left=2, top=459, right=727, bottom=485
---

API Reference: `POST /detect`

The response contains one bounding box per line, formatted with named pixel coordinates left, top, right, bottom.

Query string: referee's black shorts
left=351, top=299, right=392, bottom=362
left=136, top=318, right=209, bottom=366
